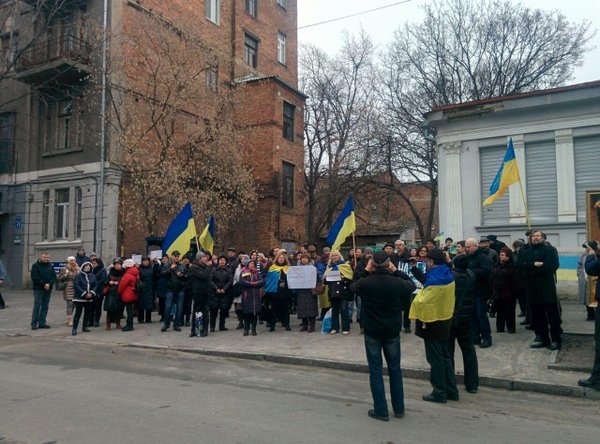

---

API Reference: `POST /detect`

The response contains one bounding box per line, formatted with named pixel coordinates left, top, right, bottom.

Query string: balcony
left=15, top=34, right=92, bottom=85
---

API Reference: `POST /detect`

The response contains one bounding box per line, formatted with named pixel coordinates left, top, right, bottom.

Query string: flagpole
left=352, top=231, right=357, bottom=268
left=517, top=180, right=531, bottom=230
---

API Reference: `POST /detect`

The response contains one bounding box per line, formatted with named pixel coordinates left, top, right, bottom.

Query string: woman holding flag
left=323, top=250, right=354, bottom=335
left=264, top=251, right=292, bottom=332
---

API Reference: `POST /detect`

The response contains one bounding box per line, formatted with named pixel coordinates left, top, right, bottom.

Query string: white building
left=425, top=80, right=600, bottom=291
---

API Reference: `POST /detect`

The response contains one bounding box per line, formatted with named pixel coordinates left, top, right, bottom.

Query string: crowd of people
left=26, top=231, right=600, bottom=419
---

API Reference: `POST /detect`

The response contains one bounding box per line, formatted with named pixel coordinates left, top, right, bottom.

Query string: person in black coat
left=188, top=252, right=212, bottom=337
left=449, top=255, right=479, bottom=393
left=351, top=251, right=416, bottom=421
left=72, top=262, right=97, bottom=335
left=517, top=230, right=561, bottom=350
left=89, top=257, right=108, bottom=327
left=210, top=255, right=233, bottom=332
left=137, top=256, right=156, bottom=323
left=579, top=242, right=600, bottom=391
left=491, top=248, right=520, bottom=334
left=465, top=238, right=493, bottom=348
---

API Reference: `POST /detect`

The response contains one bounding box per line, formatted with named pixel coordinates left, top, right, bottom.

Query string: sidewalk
left=1, top=289, right=598, bottom=399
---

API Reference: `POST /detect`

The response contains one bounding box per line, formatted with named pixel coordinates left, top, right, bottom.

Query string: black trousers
left=530, top=302, right=562, bottom=344
left=73, top=301, right=93, bottom=330
left=448, top=319, right=479, bottom=391
left=495, top=298, right=517, bottom=332
left=191, top=293, right=209, bottom=335
left=271, top=296, right=290, bottom=327
left=123, top=302, right=135, bottom=328
left=424, top=339, right=458, bottom=398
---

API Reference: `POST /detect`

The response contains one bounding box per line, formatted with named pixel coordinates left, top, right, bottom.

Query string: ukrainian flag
left=198, top=215, right=216, bottom=255
left=409, top=266, right=455, bottom=323
left=326, top=195, right=356, bottom=252
left=483, top=138, right=521, bottom=206
left=162, top=202, right=197, bottom=256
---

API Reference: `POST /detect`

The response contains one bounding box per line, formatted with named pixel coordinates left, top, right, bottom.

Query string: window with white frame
left=41, top=187, right=82, bottom=241
left=245, top=0, right=257, bottom=17
left=206, top=0, right=220, bottom=24
left=244, top=33, right=258, bottom=68
left=277, top=32, right=286, bottom=65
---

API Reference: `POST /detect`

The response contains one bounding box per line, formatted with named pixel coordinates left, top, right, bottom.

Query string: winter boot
left=105, top=319, right=111, bottom=331
left=236, top=309, right=244, bottom=329
left=251, top=318, right=258, bottom=336
left=307, top=317, right=316, bottom=333
left=67, top=315, right=73, bottom=327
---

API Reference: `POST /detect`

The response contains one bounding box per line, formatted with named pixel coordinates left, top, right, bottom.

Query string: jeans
left=472, top=296, right=492, bottom=342
left=331, top=298, right=350, bottom=332
left=164, top=289, right=185, bottom=328
left=424, top=339, right=458, bottom=398
left=31, top=289, right=52, bottom=327
left=364, top=334, right=405, bottom=416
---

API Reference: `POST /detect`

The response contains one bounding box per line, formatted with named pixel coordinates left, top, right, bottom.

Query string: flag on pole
left=198, top=215, right=216, bottom=255
left=162, top=202, right=197, bottom=256
left=326, top=195, right=356, bottom=251
left=483, top=138, right=521, bottom=206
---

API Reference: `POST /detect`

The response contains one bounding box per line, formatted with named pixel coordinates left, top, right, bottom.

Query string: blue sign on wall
left=14, top=216, right=22, bottom=230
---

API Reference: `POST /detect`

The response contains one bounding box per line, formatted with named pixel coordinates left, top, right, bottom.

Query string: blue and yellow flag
left=162, top=202, right=197, bottom=256
left=483, top=138, right=521, bottom=206
left=326, top=195, right=356, bottom=251
left=409, top=265, right=455, bottom=323
left=198, top=215, right=215, bottom=255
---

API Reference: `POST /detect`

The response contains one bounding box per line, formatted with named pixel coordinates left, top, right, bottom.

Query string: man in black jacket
left=30, top=252, right=56, bottom=330
left=579, top=241, right=600, bottom=390
left=188, top=252, right=212, bottom=337
left=351, top=251, right=416, bottom=422
left=449, top=254, right=479, bottom=393
left=465, top=238, right=493, bottom=348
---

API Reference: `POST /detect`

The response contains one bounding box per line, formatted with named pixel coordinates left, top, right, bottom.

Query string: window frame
left=282, top=101, right=295, bottom=141
left=206, top=0, right=220, bottom=25
left=245, top=0, right=257, bottom=17
left=244, top=33, right=259, bottom=68
left=0, top=112, right=16, bottom=174
left=277, top=0, right=287, bottom=10
left=277, top=32, right=287, bottom=65
left=205, top=64, right=218, bottom=92
left=282, top=162, right=295, bottom=208
left=54, top=188, right=70, bottom=240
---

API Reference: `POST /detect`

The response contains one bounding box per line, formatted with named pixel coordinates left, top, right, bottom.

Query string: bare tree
left=371, top=0, right=595, bottom=240
left=105, top=11, right=256, bottom=239
left=300, top=31, right=378, bottom=243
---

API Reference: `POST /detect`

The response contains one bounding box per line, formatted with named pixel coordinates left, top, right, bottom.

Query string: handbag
left=311, top=282, right=325, bottom=296
left=55, top=279, right=67, bottom=291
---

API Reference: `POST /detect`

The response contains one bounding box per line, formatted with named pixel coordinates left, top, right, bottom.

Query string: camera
left=583, top=240, right=599, bottom=251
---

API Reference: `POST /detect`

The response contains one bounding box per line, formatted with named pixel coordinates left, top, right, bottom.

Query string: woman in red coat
left=118, top=259, right=139, bottom=332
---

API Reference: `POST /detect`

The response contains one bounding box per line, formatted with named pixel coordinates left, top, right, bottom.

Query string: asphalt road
left=1, top=336, right=598, bottom=444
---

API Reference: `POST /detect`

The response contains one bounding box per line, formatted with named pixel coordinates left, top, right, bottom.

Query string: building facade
left=0, top=0, right=305, bottom=287
left=426, top=80, right=600, bottom=289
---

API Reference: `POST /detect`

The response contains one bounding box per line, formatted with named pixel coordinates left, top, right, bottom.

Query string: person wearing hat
left=56, top=256, right=80, bottom=327
left=188, top=252, right=212, bottom=337
left=226, top=247, right=240, bottom=273
left=117, top=259, right=139, bottom=331
left=89, top=255, right=108, bottom=328
left=72, top=262, right=97, bottom=335
left=238, top=257, right=265, bottom=336
left=465, top=238, right=494, bottom=349
left=409, top=248, right=458, bottom=404
left=104, top=258, right=125, bottom=330
left=137, top=256, right=155, bottom=324
left=161, top=250, right=187, bottom=332
left=351, top=251, right=416, bottom=421
left=352, top=247, right=375, bottom=334
left=210, top=254, right=233, bottom=332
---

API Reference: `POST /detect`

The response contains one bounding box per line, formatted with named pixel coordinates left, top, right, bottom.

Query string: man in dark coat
left=449, top=254, right=479, bottom=393
left=517, top=230, right=561, bottom=350
left=579, top=241, right=600, bottom=390
left=465, top=238, right=494, bottom=348
left=351, top=251, right=416, bottom=421
left=188, top=252, right=212, bottom=337
left=30, top=252, right=56, bottom=330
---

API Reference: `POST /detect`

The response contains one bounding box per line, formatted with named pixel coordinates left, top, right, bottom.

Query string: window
left=1, top=33, right=17, bottom=72
left=277, top=32, right=286, bottom=65
left=283, top=101, right=295, bottom=141
left=40, top=96, right=83, bottom=153
left=206, top=0, right=220, bottom=24
left=244, top=34, right=258, bottom=68
left=0, top=112, right=15, bottom=174
left=205, top=64, right=218, bottom=92
left=282, top=162, right=294, bottom=208
left=42, top=190, right=50, bottom=241
left=277, top=0, right=287, bottom=9
left=41, top=187, right=83, bottom=241
left=55, top=188, right=69, bottom=239
left=245, top=0, right=257, bottom=17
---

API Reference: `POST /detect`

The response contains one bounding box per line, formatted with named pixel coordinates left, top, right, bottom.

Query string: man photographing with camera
left=578, top=240, right=600, bottom=391
left=351, top=251, right=416, bottom=422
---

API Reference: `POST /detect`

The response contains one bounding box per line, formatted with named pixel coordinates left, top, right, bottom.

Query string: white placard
left=131, top=254, right=142, bottom=265
left=150, top=250, right=163, bottom=261
left=287, top=265, right=317, bottom=289
left=324, top=270, right=341, bottom=282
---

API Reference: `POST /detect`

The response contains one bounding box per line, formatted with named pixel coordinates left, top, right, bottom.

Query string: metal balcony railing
left=17, top=34, right=91, bottom=71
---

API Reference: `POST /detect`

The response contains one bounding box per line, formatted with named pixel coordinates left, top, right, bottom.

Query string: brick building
left=0, top=0, right=306, bottom=287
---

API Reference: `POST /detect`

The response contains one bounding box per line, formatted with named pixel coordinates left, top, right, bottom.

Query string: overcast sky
left=297, top=0, right=600, bottom=85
